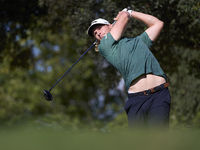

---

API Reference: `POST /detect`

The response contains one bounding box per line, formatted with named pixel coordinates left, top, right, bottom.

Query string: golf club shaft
left=48, top=6, right=131, bottom=92
left=49, top=40, right=97, bottom=92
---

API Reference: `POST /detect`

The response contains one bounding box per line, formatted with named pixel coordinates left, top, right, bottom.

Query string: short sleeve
left=139, top=32, right=154, bottom=49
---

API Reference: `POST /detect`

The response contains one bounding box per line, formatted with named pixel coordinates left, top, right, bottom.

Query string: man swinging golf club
left=87, top=8, right=171, bottom=130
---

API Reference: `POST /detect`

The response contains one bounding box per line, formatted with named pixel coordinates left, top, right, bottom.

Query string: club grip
left=112, top=6, right=131, bottom=25
left=127, top=6, right=131, bottom=10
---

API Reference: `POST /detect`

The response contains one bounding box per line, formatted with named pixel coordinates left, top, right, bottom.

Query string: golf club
left=43, top=6, right=131, bottom=101
left=43, top=40, right=97, bottom=101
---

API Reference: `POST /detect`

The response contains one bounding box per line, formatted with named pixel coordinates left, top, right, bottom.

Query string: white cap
left=87, top=18, right=110, bottom=37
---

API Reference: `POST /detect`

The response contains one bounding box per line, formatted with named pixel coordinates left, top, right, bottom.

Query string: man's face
left=92, top=24, right=112, bottom=41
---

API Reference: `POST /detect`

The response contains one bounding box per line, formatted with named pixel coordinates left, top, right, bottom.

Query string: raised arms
left=111, top=10, right=164, bottom=42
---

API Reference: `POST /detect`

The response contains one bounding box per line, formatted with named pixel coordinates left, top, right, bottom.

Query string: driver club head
left=42, top=41, right=97, bottom=102
left=43, top=90, right=53, bottom=101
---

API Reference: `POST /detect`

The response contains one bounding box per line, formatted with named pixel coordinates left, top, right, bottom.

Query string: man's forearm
left=130, top=11, right=162, bottom=27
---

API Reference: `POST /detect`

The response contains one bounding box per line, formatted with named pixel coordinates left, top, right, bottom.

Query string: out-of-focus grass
left=0, top=126, right=200, bottom=150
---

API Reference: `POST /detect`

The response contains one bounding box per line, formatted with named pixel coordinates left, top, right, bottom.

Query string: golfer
left=87, top=8, right=171, bottom=130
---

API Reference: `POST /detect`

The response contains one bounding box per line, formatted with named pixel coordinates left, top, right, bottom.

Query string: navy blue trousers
left=125, top=87, right=171, bottom=130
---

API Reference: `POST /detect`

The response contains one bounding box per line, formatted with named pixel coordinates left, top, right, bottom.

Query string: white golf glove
left=122, top=8, right=132, bottom=17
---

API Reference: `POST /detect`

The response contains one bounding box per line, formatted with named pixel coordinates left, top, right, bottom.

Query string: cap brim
left=87, top=24, right=96, bottom=37
left=87, top=23, right=110, bottom=37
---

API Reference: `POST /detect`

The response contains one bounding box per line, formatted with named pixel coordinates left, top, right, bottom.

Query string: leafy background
left=0, top=0, right=200, bottom=132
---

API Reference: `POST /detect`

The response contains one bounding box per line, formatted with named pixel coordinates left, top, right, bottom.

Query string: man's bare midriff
left=128, top=74, right=166, bottom=93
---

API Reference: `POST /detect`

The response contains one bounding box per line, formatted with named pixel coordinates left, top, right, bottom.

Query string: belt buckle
left=143, top=91, right=149, bottom=95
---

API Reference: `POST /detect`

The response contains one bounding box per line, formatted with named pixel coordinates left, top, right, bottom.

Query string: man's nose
left=97, top=30, right=101, bottom=36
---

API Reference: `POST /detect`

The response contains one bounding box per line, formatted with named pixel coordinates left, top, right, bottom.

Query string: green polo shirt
left=98, top=32, right=167, bottom=91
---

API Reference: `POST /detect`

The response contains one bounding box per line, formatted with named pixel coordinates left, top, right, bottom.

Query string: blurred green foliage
left=0, top=0, right=200, bottom=131
left=1, top=126, right=200, bottom=150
